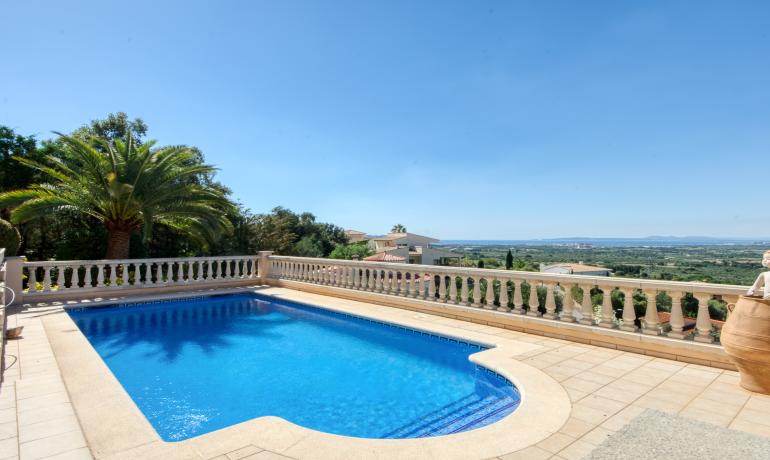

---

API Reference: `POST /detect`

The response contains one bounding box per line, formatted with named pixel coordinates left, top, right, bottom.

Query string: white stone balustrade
left=21, top=255, right=258, bottom=298
left=266, top=255, right=746, bottom=346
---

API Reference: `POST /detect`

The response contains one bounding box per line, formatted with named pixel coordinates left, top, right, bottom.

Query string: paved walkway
left=1, top=291, right=769, bottom=460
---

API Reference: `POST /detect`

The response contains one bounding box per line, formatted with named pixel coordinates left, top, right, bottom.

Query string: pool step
left=382, top=394, right=517, bottom=439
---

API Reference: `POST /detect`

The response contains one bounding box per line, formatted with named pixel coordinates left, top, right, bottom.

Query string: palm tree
left=391, top=224, right=407, bottom=233
left=0, top=133, right=233, bottom=259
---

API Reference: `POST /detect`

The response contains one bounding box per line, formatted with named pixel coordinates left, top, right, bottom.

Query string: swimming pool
left=68, top=293, right=520, bottom=441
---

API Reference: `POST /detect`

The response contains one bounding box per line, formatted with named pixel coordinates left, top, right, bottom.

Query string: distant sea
left=437, top=237, right=770, bottom=248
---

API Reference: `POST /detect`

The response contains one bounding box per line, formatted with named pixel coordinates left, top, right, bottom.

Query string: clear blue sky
left=2, top=1, right=768, bottom=239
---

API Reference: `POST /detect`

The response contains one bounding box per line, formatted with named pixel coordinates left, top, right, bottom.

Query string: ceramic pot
left=721, top=296, right=770, bottom=394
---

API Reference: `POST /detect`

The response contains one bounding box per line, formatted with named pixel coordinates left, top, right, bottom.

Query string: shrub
left=0, top=218, right=21, bottom=256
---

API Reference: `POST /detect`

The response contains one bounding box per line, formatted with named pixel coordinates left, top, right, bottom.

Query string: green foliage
left=0, top=130, right=234, bottom=258
left=477, top=259, right=484, bottom=268
left=329, top=241, right=372, bottom=260
left=391, top=224, right=406, bottom=233
left=250, top=207, right=347, bottom=257
left=295, top=235, right=325, bottom=258
left=505, top=249, right=513, bottom=270
left=0, top=218, right=21, bottom=256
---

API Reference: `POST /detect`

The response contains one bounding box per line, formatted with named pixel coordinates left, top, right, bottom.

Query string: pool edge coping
left=42, top=286, right=572, bottom=460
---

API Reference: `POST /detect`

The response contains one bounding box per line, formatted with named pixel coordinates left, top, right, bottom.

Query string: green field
left=436, top=244, right=765, bottom=286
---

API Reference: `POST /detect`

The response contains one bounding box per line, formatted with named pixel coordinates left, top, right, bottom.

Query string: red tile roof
left=364, top=252, right=406, bottom=262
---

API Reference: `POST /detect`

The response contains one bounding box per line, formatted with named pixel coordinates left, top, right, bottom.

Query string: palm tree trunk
left=106, top=225, right=132, bottom=259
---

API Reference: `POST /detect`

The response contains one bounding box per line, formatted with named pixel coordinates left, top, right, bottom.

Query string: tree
left=329, top=241, right=373, bottom=260
left=0, top=132, right=234, bottom=259
left=248, top=207, right=348, bottom=256
left=391, top=224, right=406, bottom=233
left=478, top=259, right=485, bottom=268
left=505, top=249, right=514, bottom=270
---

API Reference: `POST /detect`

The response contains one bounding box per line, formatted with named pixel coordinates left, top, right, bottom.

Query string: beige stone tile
left=0, top=436, right=17, bottom=459
left=573, top=370, right=615, bottom=386
left=0, top=410, right=15, bottom=425
left=730, top=419, right=770, bottom=437
left=499, top=446, right=552, bottom=460
left=558, top=417, right=596, bottom=438
left=226, top=445, right=263, bottom=460
left=579, top=426, right=615, bottom=446
left=733, top=408, right=770, bottom=426
left=561, top=377, right=603, bottom=394
left=684, top=397, right=743, bottom=417
left=0, top=422, right=17, bottom=441
left=593, top=381, right=651, bottom=404
left=19, top=429, right=86, bottom=459
left=241, top=451, right=294, bottom=460
left=589, top=365, right=627, bottom=379
left=18, top=415, right=81, bottom=444
left=632, top=395, right=686, bottom=414
left=745, top=396, right=770, bottom=412
left=42, top=447, right=92, bottom=460
left=16, top=392, right=70, bottom=413
left=535, top=432, right=575, bottom=454
left=678, top=406, right=735, bottom=427
left=576, top=395, right=626, bottom=416
left=555, top=439, right=596, bottom=460
left=17, top=403, right=74, bottom=427
left=600, top=405, right=646, bottom=431
left=564, top=387, right=587, bottom=403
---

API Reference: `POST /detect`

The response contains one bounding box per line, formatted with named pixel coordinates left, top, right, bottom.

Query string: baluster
left=497, top=279, right=510, bottom=312
left=406, top=272, right=415, bottom=297
left=349, top=266, right=356, bottom=289
left=55, top=265, right=64, bottom=291
left=367, top=269, right=375, bottom=291
left=461, top=277, right=470, bottom=306
left=194, top=260, right=202, bottom=281
left=484, top=278, right=496, bottom=310
left=643, top=290, right=660, bottom=335
left=543, top=283, right=557, bottom=319
left=527, top=280, right=540, bottom=316
left=621, top=288, right=637, bottom=331
left=668, top=291, right=686, bottom=339
left=75, top=264, right=85, bottom=288
left=579, top=285, right=594, bottom=325
left=428, top=272, right=437, bottom=300
left=470, top=276, right=481, bottom=307
left=512, top=280, right=524, bottom=314
left=694, top=294, right=714, bottom=343
left=400, top=271, right=409, bottom=296
left=27, top=266, right=38, bottom=292
left=42, top=266, right=52, bottom=291
left=372, top=270, right=380, bottom=292
left=449, top=276, right=459, bottom=304
left=438, top=274, right=447, bottom=302
left=598, top=285, right=615, bottom=328
left=84, top=264, right=94, bottom=288
left=417, top=273, right=426, bottom=299
left=560, top=283, right=574, bottom=321
left=96, top=264, right=105, bottom=288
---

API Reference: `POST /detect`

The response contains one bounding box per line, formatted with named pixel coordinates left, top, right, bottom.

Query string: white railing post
left=497, top=279, right=510, bottom=312
left=512, top=280, right=524, bottom=314
left=527, top=280, right=539, bottom=316
left=258, top=251, right=273, bottom=281
left=579, top=284, right=594, bottom=325
left=598, top=285, right=615, bottom=328
left=484, top=278, right=496, bottom=310
left=560, top=283, right=574, bottom=321
left=668, top=291, right=686, bottom=339
left=621, top=288, right=637, bottom=332
left=643, top=290, right=660, bottom=335
left=694, top=293, right=715, bottom=343
left=3, top=256, right=25, bottom=305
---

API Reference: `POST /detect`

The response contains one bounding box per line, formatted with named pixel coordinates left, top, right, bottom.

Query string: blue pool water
left=68, top=294, right=520, bottom=441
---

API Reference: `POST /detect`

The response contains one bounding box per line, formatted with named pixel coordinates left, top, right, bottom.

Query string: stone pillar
left=668, top=291, right=687, bottom=339
left=527, top=280, right=540, bottom=316
left=258, top=251, right=273, bottom=283
left=561, top=284, right=574, bottom=322
left=694, top=294, right=715, bottom=343
left=579, top=285, right=595, bottom=325
left=497, top=280, right=510, bottom=312
left=512, top=280, right=524, bottom=314
left=3, top=256, right=25, bottom=306
left=543, top=283, right=557, bottom=319
left=620, top=289, right=637, bottom=332
left=484, top=278, right=496, bottom=310
left=598, top=286, right=615, bottom=328
left=643, top=290, right=660, bottom=335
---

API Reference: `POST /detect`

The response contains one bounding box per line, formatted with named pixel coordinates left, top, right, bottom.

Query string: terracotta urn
left=721, top=295, right=770, bottom=394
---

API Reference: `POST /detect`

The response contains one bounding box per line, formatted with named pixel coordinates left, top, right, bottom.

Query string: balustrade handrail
left=266, top=255, right=749, bottom=296
left=23, top=254, right=254, bottom=267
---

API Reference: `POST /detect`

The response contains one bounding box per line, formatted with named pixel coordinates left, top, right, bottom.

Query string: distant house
left=540, top=262, right=612, bottom=276
left=345, top=229, right=369, bottom=243
left=366, top=232, right=460, bottom=266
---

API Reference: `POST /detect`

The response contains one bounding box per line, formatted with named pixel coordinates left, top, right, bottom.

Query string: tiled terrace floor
left=1, top=288, right=769, bottom=460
